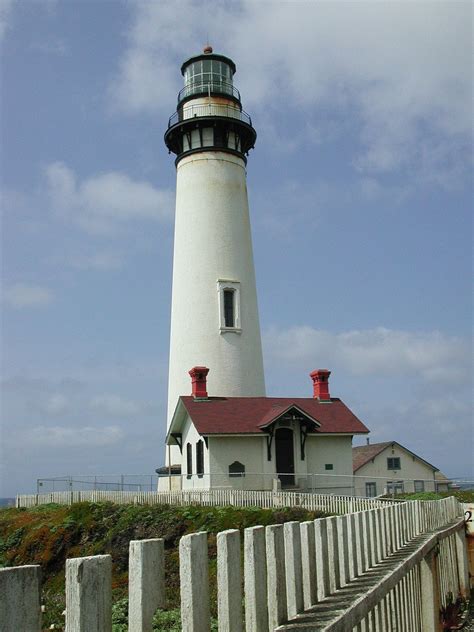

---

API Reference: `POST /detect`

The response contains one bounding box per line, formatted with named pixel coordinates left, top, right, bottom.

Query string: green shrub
left=0, top=501, right=330, bottom=617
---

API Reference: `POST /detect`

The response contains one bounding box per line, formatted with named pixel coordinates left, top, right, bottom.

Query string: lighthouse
left=164, top=47, right=266, bottom=465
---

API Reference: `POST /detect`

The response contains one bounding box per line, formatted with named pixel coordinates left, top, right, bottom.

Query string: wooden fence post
left=284, top=521, right=304, bottom=619
left=65, top=555, right=112, bottom=632
left=129, top=539, right=165, bottom=632
left=0, top=565, right=42, bottom=632
left=217, top=529, right=242, bottom=632
left=180, top=532, right=210, bottom=632
left=314, top=518, right=330, bottom=600
left=300, top=521, right=317, bottom=609
left=454, top=529, right=470, bottom=599
left=326, top=516, right=340, bottom=592
left=244, top=526, right=268, bottom=632
left=266, top=524, right=287, bottom=630
left=420, top=551, right=440, bottom=632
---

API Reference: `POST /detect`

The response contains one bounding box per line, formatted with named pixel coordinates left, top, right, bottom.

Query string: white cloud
left=0, top=0, right=59, bottom=42
left=30, top=39, right=66, bottom=55
left=29, top=425, right=124, bottom=447
left=264, top=326, right=470, bottom=382
left=109, top=1, right=209, bottom=114
left=90, top=394, right=143, bottom=417
left=45, top=162, right=174, bottom=234
left=43, top=394, right=69, bottom=415
left=65, top=250, right=124, bottom=271
left=0, top=0, right=14, bottom=41
left=111, top=1, right=472, bottom=186
left=3, top=283, right=54, bottom=308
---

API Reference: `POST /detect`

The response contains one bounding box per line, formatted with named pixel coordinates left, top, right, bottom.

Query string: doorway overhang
left=261, top=405, right=320, bottom=461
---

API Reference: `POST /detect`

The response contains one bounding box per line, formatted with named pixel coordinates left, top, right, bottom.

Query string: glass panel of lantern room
left=202, top=128, right=213, bottom=146
left=189, top=62, right=200, bottom=84
left=190, top=129, right=201, bottom=149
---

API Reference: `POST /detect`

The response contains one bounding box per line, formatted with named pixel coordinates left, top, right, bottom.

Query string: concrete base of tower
left=157, top=474, right=182, bottom=491
left=156, top=464, right=182, bottom=491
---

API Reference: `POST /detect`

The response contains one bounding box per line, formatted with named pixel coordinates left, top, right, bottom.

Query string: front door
left=275, top=428, right=295, bottom=487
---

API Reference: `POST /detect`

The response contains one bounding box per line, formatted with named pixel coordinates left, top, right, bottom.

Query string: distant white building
left=352, top=441, right=450, bottom=497
left=159, top=367, right=369, bottom=492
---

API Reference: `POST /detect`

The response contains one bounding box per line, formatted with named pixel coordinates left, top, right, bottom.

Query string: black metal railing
left=168, top=103, right=252, bottom=128
left=177, top=80, right=241, bottom=104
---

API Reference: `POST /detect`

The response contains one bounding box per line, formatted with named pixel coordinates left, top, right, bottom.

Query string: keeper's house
left=163, top=366, right=369, bottom=492
left=352, top=441, right=450, bottom=497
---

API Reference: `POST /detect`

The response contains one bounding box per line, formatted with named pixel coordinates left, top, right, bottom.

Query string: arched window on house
left=186, top=443, right=193, bottom=478
left=196, top=440, right=204, bottom=477
left=229, top=461, right=245, bottom=478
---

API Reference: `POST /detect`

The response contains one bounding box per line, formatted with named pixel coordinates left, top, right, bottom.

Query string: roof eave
left=258, top=403, right=321, bottom=430
left=165, top=398, right=188, bottom=445
left=353, top=440, right=439, bottom=472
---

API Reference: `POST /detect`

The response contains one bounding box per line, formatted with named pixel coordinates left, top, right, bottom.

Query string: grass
left=0, top=501, right=329, bottom=629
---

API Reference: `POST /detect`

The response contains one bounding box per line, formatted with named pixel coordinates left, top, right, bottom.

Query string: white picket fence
left=16, top=488, right=400, bottom=514
left=1, top=496, right=469, bottom=631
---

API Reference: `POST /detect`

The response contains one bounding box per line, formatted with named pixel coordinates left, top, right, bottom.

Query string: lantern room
left=164, top=47, right=256, bottom=164
left=178, top=48, right=239, bottom=106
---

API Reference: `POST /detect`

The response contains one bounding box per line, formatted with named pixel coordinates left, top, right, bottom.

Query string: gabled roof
left=353, top=442, right=392, bottom=471
left=169, top=396, right=369, bottom=438
left=258, top=403, right=320, bottom=429
left=352, top=441, right=439, bottom=473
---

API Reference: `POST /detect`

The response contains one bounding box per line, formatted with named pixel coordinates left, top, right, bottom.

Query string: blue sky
left=1, top=1, right=472, bottom=497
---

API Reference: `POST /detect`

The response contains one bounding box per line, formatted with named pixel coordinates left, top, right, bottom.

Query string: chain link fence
left=36, top=473, right=472, bottom=497
left=36, top=475, right=158, bottom=493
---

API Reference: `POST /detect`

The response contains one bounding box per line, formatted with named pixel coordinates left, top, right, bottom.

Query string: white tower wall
left=167, top=150, right=266, bottom=431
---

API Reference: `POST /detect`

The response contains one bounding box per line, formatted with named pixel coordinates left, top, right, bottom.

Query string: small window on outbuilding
left=196, top=440, right=204, bottom=477
left=414, top=480, right=425, bottom=493
left=186, top=443, right=193, bottom=478
left=387, top=480, right=404, bottom=494
left=325, top=464, right=334, bottom=471
left=366, top=482, right=377, bottom=497
left=229, top=461, right=245, bottom=478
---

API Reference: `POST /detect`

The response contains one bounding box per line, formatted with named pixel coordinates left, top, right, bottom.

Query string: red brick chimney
left=310, top=369, right=331, bottom=400
left=189, top=366, right=209, bottom=398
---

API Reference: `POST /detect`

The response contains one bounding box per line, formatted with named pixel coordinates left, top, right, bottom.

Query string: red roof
left=179, top=396, right=369, bottom=435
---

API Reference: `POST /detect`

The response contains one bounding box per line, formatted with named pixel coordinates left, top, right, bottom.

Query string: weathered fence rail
left=2, top=496, right=469, bottom=632
left=16, top=489, right=400, bottom=514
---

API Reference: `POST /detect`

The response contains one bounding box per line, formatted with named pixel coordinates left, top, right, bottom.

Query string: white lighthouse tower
left=164, top=47, right=266, bottom=464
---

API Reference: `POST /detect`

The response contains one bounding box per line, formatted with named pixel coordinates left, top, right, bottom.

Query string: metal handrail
left=168, top=103, right=252, bottom=128
left=177, top=80, right=241, bottom=104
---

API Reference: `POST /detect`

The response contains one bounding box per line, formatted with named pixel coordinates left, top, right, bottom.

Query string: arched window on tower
left=196, top=440, right=204, bottom=477
left=217, top=280, right=241, bottom=332
left=223, top=289, right=235, bottom=328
